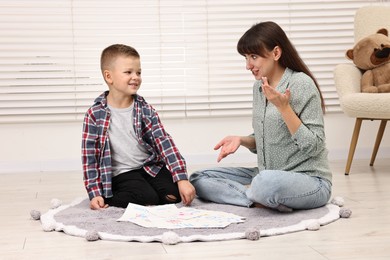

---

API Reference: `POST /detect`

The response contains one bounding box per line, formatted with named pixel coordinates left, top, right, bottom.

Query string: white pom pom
left=340, top=208, right=352, bottom=218
left=245, top=228, right=261, bottom=240
left=50, top=198, right=62, bottom=209
left=161, top=231, right=180, bottom=245
left=306, top=220, right=320, bottom=231
left=30, top=210, right=41, bottom=220
left=41, top=219, right=56, bottom=232
left=85, top=230, right=99, bottom=241
left=331, top=197, right=344, bottom=207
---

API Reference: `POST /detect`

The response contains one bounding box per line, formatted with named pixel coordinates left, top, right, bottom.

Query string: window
left=0, top=0, right=386, bottom=122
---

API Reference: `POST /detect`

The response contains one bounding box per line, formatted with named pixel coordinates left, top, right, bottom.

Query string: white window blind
left=0, top=0, right=388, bottom=122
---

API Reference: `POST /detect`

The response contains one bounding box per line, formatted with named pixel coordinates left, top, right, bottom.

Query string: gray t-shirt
left=108, top=103, right=150, bottom=177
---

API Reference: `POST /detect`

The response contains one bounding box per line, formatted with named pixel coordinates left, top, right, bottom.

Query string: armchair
left=334, top=6, right=390, bottom=175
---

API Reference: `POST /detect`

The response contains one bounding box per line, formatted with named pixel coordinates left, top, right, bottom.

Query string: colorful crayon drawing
left=117, top=203, right=245, bottom=229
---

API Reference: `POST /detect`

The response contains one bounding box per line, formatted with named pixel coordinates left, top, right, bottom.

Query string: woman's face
left=244, top=52, right=275, bottom=81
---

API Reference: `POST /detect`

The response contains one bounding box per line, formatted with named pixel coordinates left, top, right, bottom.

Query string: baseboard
left=1, top=148, right=389, bottom=173
left=328, top=147, right=390, bottom=161
left=0, top=159, right=83, bottom=174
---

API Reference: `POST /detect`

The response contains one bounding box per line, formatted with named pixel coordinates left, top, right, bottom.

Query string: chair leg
left=370, top=120, right=387, bottom=166
left=345, top=118, right=362, bottom=175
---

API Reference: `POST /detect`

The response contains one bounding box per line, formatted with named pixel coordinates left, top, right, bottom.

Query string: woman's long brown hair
left=237, top=21, right=325, bottom=113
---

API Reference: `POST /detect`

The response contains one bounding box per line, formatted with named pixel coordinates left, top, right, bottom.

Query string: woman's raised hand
left=261, top=76, right=291, bottom=110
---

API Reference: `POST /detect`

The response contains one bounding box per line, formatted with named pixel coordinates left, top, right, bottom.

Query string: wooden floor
left=1, top=159, right=390, bottom=260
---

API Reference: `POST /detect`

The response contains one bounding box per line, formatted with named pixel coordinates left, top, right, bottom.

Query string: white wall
left=1, top=112, right=389, bottom=173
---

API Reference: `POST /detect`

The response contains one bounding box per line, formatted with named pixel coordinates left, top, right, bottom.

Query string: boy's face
left=104, top=55, right=142, bottom=97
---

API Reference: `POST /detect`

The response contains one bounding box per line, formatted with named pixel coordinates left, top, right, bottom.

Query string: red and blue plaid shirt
left=81, top=91, right=188, bottom=200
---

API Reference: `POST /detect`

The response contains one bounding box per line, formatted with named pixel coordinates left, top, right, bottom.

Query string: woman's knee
left=248, top=171, right=282, bottom=204
left=251, top=170, right=279, bottom=191
left=189, top=170, right=208, bottom=185
left=189, top=170, right=201, bottom=182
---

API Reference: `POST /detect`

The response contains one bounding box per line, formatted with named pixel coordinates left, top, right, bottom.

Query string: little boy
left=82, top=44, right=195, bottom=210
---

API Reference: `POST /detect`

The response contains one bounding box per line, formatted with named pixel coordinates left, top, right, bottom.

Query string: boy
left=82, top=44, right=195, bottom=210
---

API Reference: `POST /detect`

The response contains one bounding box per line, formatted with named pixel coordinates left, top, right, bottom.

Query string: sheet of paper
left=117, top=203, right=245, bottom=229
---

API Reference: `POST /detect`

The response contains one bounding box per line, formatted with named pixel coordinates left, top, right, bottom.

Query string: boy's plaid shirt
left=81, top=91, right=188, bottom=200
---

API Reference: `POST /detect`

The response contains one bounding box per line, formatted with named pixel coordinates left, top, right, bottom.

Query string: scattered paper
left=117, top=203, right=245, bottom=229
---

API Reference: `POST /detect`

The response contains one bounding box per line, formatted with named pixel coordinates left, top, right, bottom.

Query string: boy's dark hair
left=100, top=44, right=140, bottom=73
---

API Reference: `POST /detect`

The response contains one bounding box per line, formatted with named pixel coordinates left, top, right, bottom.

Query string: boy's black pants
left=105, top=167, right=181, bottom=208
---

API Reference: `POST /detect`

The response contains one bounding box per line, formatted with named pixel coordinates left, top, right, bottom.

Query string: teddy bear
left=346, top=28, right=390, bottom=93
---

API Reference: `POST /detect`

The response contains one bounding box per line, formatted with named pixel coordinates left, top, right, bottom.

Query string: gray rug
left=39, top=197, right=343, bottom=244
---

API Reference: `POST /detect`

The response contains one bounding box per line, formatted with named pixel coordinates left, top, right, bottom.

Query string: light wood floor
left=1, top=159, right=390, bottom=260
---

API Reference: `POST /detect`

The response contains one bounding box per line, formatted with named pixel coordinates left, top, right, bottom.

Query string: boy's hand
left=90, top=196, right=108, bottom=210
left=177, top=180, right=196, bottom=206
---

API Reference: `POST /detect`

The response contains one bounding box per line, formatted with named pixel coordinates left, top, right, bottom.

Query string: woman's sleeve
left=290, top=76, right=326, bottom=157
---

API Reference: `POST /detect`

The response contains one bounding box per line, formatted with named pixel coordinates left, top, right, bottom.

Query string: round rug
left=36, top=197, right=348, bottom=244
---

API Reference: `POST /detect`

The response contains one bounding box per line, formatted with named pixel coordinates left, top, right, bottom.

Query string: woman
left=189, top=21, right=332, bottom=211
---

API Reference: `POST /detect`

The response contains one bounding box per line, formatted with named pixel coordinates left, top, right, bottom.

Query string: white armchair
left=334, top=6, right=390, bottom=175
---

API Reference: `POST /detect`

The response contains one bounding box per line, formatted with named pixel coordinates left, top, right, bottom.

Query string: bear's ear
left=377, top=28, right=388, bottom=36
left=346, top=49, right=354, bottom=60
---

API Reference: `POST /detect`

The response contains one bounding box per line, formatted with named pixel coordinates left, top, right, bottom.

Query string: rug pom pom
left=162, top=231, right=180, bottom=245
left=245, top=228, right=261, bottom=240
left=30, top=210, right=41, bottom=220
left=306, top=220, right=320, bottom=231
left=85, top=230, right=99, bottom=241
left=339, top=208, right=352, bottom=218
left=331, top=196, right=344, bottom=207
left=50, top=198, right=62, bottom=209
left=41, top=219, right=56, bottom=232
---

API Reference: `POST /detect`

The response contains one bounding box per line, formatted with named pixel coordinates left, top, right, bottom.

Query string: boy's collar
left=95, top=91, right=142, bottom=106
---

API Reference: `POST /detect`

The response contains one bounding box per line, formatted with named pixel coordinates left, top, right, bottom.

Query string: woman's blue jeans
left=189, top=167, right=332, bottom=209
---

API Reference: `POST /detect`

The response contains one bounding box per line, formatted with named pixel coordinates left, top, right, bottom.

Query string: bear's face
left=346, top=28, right=390, bottom=70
